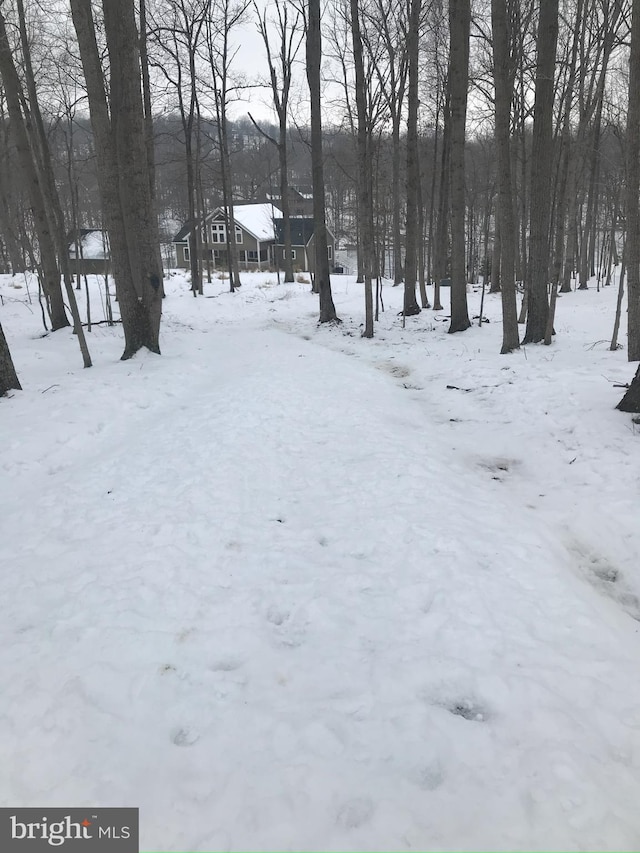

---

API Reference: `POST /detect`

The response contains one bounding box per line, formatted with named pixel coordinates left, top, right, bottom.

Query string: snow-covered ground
left=1, top=269, right=639, bottom=852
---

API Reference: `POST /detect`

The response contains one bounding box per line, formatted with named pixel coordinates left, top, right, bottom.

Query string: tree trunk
left=278, top=130, right=295, bottom=283
left=306, top=0, right=339, bottom=323
left=417, top=160, right=430, bottom=308
left=392, top=114, right=404, bottom=285
left=351, top=0, right=374, bottom=337
left=545, top=0, right=582, bottom=343
left=433, top=90, right=450, bottom=312
left=617, top=364, right=640, bottom=412
left=70, top=0, right=162, bottom=359
left=522, top=0, right=558, bottom=344
left=0, top=320, right=20, bottom=395
left=491, top=0, right=519, bottom=352
left=448, top=0, right=471, bottom=333
left=403, top=0, right=422, bottom=318
left=626, top=0, right=640, bottom=362
left=492, top=219, right=502, bottom=293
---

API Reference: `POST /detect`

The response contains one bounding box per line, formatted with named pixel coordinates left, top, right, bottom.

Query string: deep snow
left=1, top=269, right=639, bottom=852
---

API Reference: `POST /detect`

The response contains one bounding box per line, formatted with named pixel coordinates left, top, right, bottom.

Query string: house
left=273, top=218, right=336, bottom=275
left=172, top=203, right=282, bottom=271
left=68, top=229, right=110, bottom=276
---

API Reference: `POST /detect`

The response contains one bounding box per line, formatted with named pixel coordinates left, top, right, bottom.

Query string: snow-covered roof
left=69, top=229, right=109, bottom=260
left=230, top=204, right=282, bottom=242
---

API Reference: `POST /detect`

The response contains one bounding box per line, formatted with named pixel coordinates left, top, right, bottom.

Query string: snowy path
left=2, top=277, right=640, bottom=851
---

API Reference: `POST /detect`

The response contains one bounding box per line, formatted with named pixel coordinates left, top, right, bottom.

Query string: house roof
left=68, top=229, right=109, bottom=260
left=172, top=220, right=196, bottom=243
left=173, top=204, right=283, bottom=244
left=273, top=218, right=316, bottom=247
left=229, top=203, right=282, bottom=241
left=266, top=186, right=314, bottom=202
left=273, top=218, right=336, bottom=247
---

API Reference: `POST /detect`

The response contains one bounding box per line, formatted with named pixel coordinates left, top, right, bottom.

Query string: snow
left=69, top=230, right=109, bottom=260
left=232, top=203, right=283, bottom=241
left=1, top=269, right=640, bottom=852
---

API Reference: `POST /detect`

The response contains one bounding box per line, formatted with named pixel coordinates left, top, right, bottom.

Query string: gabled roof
left=273, top=217, right=315, bottom=247
left=273, top=218, right=335, bottom=247
left=172, top=220, right=196, bottom=243
left=227, top=203, right=282, bottom=241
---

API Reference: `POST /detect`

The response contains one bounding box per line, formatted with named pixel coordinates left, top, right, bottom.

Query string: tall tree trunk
left=254, top=1, right=301, bottom=284
left=0, top=320, right=20, bottom=395
left=278, top=128, right=295, bottom=282
left=433, top=89, right=451, bottom=312
left=448, top=0, right=471, bottom=333
left=522, top=0, right=558, bottom=344
left=417, top=160, right=430, bottom=308
left=492, top=0, right=519, bottom=352
left=617, top=364, right=640, bottom=411
left=351, top=0, right=374, bottom=336
left=392, top=116, right=404, bottom=286
left=626, top=0, right=640, bottom=362
left=306, top=0, right=339, bottom=322
left=491, top=218, right=501, bottom=293
left=579, top=109, right=603, bottom=289
left=403, top=0, right=422, bottom=318
left=546, top=0, right=582, bottom=342
left=70, top=0, right=162, bottom=359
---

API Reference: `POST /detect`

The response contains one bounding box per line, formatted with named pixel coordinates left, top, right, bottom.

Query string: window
left=327, top=245, right=333, bottom=260
left=183, top=246, right=190, bottom=261
left=284, top=249, right=297, bottom=260
left=211, top=222, right=243, bottom=243
left=247, top=250, right=259, bottom=262
left=211, top=223, right=225, bottom=243
left=239, top=251, right=247, bottom=263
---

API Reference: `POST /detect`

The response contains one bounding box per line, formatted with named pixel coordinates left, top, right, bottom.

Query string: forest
left=0, top=0, right=639, bottom=402
left=3, top=4, right=640, bottom=850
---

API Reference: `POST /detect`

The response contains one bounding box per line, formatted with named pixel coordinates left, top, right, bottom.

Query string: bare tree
left=350, top=0, right=374, bottom=336
left=12, top=0, right=91, bottom=366
left=205, top=0, right=249, bottom=292
left=70, top=0, right=163, bottom=358
left=149, top=0, right=210, bottom=296
left=626, top=0, right=640, bottom=363
left=447, top=0, right=470, bottom=333
left=306, top=0, right=339, bottom=322
left=491, top=0, right=519, bottom=352
left=522, top=0, right=558, bottom=344
left=403, top=0, right=422, bottom=318
left=0, top=8, right=67, bottom=331
left=252, top=0, right=303, bottom=283
left=370, top=0, right=408, bottom=287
